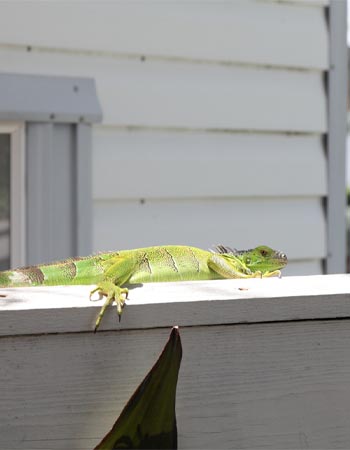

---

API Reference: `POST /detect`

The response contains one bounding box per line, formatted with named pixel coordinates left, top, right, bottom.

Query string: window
left=0, top=123, right=25, bottom=269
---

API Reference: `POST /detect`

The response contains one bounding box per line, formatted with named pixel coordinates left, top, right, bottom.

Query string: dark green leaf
left=94, top=327, right=182, bottom=450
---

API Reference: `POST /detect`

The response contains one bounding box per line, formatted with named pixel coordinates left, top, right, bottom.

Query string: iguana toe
left=91, top=282, right=129, bottom=332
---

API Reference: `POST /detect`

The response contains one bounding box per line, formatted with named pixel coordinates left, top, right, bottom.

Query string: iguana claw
left=90, top=281, right=129, bottom=332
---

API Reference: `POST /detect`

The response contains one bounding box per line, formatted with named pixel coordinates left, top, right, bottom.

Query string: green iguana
left=0, top=245, right=287, bottom=331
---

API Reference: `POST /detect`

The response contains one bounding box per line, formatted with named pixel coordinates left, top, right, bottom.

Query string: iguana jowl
left=0, top=245, right=287, bottom=331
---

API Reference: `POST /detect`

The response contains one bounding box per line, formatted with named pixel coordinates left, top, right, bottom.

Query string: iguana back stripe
left=163, top=248, right=179, bottom=273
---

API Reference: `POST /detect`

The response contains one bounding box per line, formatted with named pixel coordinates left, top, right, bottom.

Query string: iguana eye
left=260, top=249, right=268, bottom=257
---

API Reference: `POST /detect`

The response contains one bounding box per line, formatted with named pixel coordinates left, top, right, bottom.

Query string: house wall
left=0, top=0, right=330, bottom=275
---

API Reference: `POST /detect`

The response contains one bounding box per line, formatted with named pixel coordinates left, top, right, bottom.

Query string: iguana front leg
left=208, top=254, right=263, bottom=278
left=91, top=254, right=137, bottom=331
left=90, top=281, right=129, bottom=332
left=261, top=269, right=282, bottom=278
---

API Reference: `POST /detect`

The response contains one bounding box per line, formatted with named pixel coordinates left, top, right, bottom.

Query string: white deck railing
left=1, top=275, right=350, bottom=449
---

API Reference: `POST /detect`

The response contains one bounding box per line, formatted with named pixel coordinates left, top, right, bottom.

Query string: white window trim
left=0, top=122, right=26, bottom=267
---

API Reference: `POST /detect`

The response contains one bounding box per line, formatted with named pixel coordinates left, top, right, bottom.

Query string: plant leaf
left=94, top=326, right=182, bottom=450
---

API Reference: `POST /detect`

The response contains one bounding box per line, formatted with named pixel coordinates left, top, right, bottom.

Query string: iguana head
left=237, top=245, right=288, bottom=274
left=214, top=244, right=288, bottom=275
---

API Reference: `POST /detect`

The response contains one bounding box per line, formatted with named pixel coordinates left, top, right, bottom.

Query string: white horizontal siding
left=0, top=1, right=329, bottom=275
left=284, top=260, right=324, bottom=276
left=93, top=129, right=327, bottom=199
left=0, top=49, right=327, bottom=132
left=93, top=198, right=326, bottom=262
left=0, top=1, right=328, bottom=69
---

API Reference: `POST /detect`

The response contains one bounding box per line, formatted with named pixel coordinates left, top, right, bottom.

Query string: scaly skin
left=0, top=245, right=287, bottom=331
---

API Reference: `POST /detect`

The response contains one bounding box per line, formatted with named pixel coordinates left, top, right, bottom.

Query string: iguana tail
left=0, top=262, right=84, bottom=287
left=0, top=270, right=14, bottom=286
left=0, top=266, right=47, bottom=287
left=0, top=252, right=119, bottom=287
